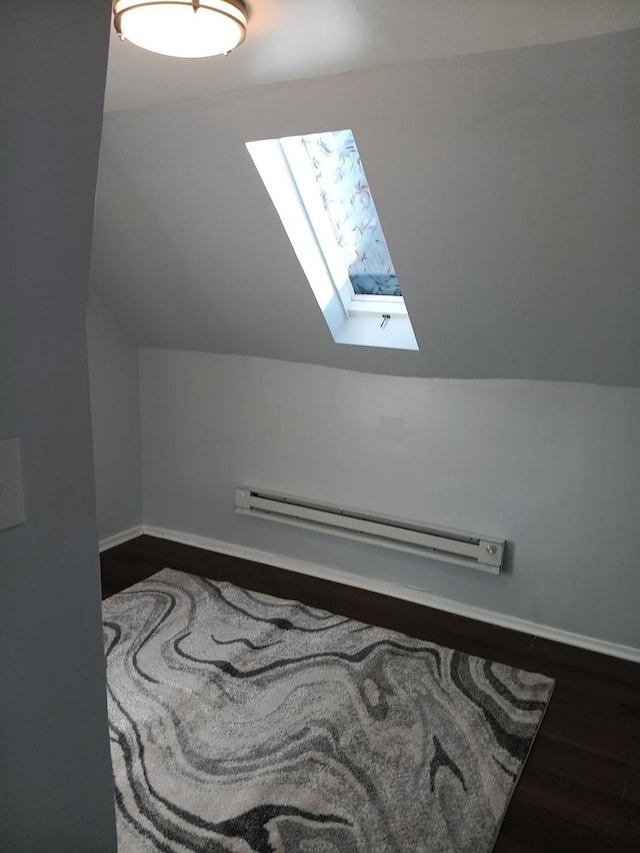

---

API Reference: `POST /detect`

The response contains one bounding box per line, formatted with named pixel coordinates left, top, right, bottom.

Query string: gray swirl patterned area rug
left=103, top=568, right=554, bottom=853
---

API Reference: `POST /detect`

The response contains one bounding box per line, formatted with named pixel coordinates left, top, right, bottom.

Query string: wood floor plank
left=497, top=798, right=640, bottom=853
left=531, top=636, right=640, bottom=693
left=427, top=612, right=536, bottom=652
left=513, top=766, right=640, bottom=846
left=540, top=686, right=638, bottom=762
left=525, top=735, right=627, bottom=796
left=627, top=764, right=640, bottom=805
left=492, top=836, right=541, bottom=853
left=432, top=630, right=551, bottom=675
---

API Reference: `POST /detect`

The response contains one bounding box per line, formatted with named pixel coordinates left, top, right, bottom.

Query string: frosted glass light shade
left=113, top=0, right=247, bottom=58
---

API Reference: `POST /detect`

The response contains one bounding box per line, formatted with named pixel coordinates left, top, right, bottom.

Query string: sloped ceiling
left=104, top=0, right=640, bottom=112
left=91, top=5, right=640, bottom=385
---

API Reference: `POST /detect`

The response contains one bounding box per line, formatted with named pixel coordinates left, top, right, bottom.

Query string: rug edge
left=487, top=679, right=556, bottom=852
left=102, top=566, right=181, bottom=603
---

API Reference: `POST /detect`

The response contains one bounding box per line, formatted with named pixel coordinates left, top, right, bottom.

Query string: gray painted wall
left=88, top=294, right=142, bottom=540
left=92, top=29, right=640, bottom=386
left=0, top=2, right=116, bottom=850
left=141, top=350, right=640, bottom=649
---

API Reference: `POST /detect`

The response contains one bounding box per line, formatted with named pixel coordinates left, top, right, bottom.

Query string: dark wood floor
left=101, top=535, right=640, bottom=852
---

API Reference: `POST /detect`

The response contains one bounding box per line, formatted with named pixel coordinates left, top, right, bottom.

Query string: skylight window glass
left=300, top=130, right=402, bottom=297
left=246, top=128, right=418, bottom=351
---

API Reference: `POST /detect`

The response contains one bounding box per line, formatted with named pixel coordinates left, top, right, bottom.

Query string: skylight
left=247, top=129, right=418, bottom=351
left=300, top=130, right=401, bottom=298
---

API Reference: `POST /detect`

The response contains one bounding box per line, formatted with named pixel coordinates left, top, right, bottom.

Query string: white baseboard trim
left=143, top=525, right=640, bottom=664
left=99, top=525, right=144, bottom=553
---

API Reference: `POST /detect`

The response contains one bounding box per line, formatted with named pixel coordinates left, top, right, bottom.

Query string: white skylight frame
left=246, top=132, right=418, bottom=351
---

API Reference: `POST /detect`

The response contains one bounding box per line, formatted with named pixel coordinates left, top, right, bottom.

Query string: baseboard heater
left=235, top=487, right=504, bottom=574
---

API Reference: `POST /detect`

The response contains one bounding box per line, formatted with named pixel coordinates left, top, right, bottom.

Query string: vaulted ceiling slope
left=104, top=0, right=640, bottom=113
left=91, top=28, right=640, bottom=386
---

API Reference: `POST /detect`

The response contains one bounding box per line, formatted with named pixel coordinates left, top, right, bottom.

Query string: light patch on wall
left=246, top=129, right=418, bottom=351
left=246, top=0, right=368, bottom=80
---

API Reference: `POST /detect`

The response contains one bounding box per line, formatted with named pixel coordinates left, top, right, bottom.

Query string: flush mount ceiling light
left=113, top=0, right=247, bottom=58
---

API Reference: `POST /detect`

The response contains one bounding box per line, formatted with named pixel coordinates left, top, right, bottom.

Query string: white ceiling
left=104, top=0, right=640, bottom=112
left=93, top=5, right=640, bottom=386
